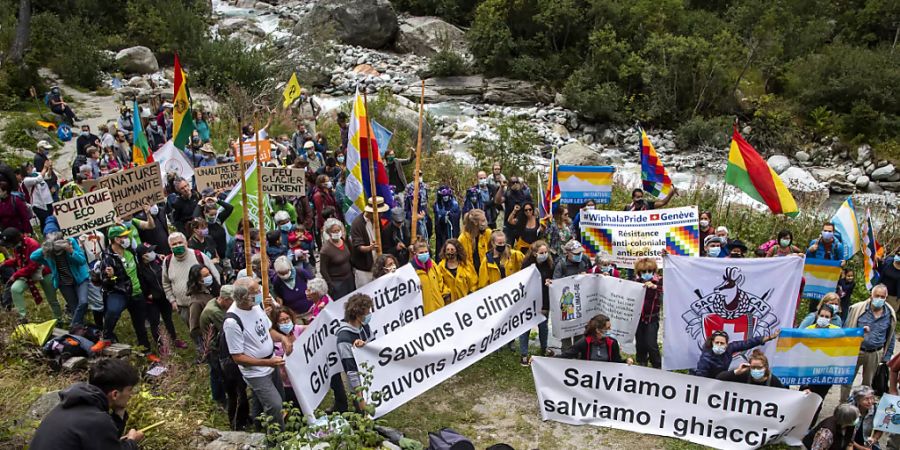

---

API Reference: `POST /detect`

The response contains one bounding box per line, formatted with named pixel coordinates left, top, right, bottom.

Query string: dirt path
left=53, top=83, right=122, bottom=173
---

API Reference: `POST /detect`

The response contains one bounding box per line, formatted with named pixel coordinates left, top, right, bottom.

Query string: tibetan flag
left=541, top=148, right=560, bottom=224
left=131, top=100, right=152, bottom=165
left=725, top=129, right=798, bottom=217
left=801, top=257, right=843, bottom=301
left=861, top=208, right=880, bottom=290
left=345, top=88, right=394, bottom=224
left=282, top=72, right=302, bottom=109
left=639, top=128, right=673, bottom=199
left=770, top=328, right=863, bottom=385
left=830, top=197, right=861, bottom=261
left=172, top=53, right=195, bottom=150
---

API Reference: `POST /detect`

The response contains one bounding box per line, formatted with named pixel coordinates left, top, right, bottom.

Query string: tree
left=6, top=0, right=30, bottom=65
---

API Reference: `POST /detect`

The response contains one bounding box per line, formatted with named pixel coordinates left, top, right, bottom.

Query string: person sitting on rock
left=47, top=86, right=79, bottom=125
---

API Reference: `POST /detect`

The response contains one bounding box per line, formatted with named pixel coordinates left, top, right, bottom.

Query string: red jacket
left=0, top=195, right=33, bottom=234
left=313, top=189, right=342, bottom=230
left=2, top=236, right=48, bottom=281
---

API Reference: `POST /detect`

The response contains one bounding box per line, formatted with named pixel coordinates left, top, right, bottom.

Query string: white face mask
left=330, top=232, right=342, bottom=241
left=712, top=344, right=726, bottom=355
left=816, top=316, right=831, bottom=328
left=144, top=251, right=157, bottom=261
left=149, top=204, right=159, bottom=215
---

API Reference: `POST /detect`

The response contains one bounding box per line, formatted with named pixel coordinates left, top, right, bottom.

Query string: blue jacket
left=433, top=198, right=461, bottom=237
left=693, top=336, right=764, bottom=379
left=30, top=238, right=90, bottom=288
left=805, top=237, right=845, bottom=261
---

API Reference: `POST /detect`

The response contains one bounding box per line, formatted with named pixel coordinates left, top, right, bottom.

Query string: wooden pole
left=410, top=80, right=425, bottom=243
left=254, top=115, right=270, bottom=301
left=362, top=90, right=382, bottom=256
left=237, top=117, right=252, bottom=276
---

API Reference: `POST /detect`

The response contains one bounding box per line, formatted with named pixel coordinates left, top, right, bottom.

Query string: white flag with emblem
left=661, top=255, right=804, bottom=370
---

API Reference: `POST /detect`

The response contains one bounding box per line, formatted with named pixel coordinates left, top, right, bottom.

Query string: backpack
left=427, top=428, right=475, bottom=450
left=218, top=312, right=243, bottom=374
left=43, top=92, right=52, bottom=106
left=57, top=123, right=73, bottom=141
left=43, top=334, right=89, bottom=358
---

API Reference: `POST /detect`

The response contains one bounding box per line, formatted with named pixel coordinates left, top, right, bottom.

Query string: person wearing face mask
left=587, top=255, right=620, bottom=277
left=76, top=125, right=101, bottom=157
left=698, top=211, right=713, bottom=256
left=187, top=218, right=220, bottom=266
left=496, top=176, right=531, bottom=242
left=726, top=240, right=748, bottom=258
left=230, top=222, right=261, bottom=276
left=162, top=232, right=221, bottom=351
left=877, top=250, right=900, bottom=313
left=631, top=257, right=663, bottom=368
left=335, top=293, right=375, bottom=412
left=717, top=350, right=785, bottom=388
left=412, top=238, right=450, bottom=314
left=841, top=284, right=896, bottom=401
left=437, top=239, right=477, bottom=303
left=135, top=243, right=186, bottom=351
left=552, top=240, right=591, bottom=279
left=478, top=230, right=524, bottom=289
left=692, top=329, right=778, bottom=378
left=183, top=264, right=221, bottom=356
left=799, top=293, right=844, bottom=328
left=383, top=207, right=411, bottom=266
left=560, top=314, right=633, bottom=364
left=798, top=304, right=842, bottom=420
left=305, top=278, right=331, bottom=320
left=404, top=170, right=433, bottom=241
left=623, top=188, right=674, bottom=212
left=194, top=195, right=233, bottom=264
left=30, top=220, right=90, bottom=327
left=373, top=254, right=401, bottom=279
left=94, top=226, right=155, bottom=360
left=766, top=229, right=802, bottom=257
left=0, top=227, right=59, bottom=323
left=319, top=218, right=356, bottom=299
left=270, top=256, right=314, bottom=317
left=463, top=171, right=498, bottom=225
left=458, top=209, right=492, bottom=273
left=845, top=386, right=883, bottom=450
left=313, top=175, right=343, bottom=234
left=433, top=186, right=461, bottom=259
left=145, top=120, right=167, bottom=152
left=836, top=269, right=855, bottom=323
left=570, top=199, right=596, bottom=240
left=273, top=208, right=296, bottom=248
left=384, top=148, right=410, bottom=193
left=270, top=306, right=305, bottom=409
left=804, top=404, right=861, bottom=450
left=703, top=235, right=726, bottom=258
left=518, top=240, right=555, bottom=365
left=807, top=221, right=846, bottom=262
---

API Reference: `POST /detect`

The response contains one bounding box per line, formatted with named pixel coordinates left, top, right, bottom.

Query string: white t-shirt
left=223, top=304, right=274, bottom=378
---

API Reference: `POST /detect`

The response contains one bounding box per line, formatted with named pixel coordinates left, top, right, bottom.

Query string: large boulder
left=303, top=0, right=398, bottom=49
left=556, top=142, right=608, bottom=166
left=115, top=46, right=159, bottom=74
left=483, top=77, right=552, bottom=105
left=767, top=155, right=791, bottom=174
left=871, top=164, right=896, bottom=181
left=779, top=166, right=829, bottom=204
left=398, top=75, right=552, bottom=106
left=395, top=16, right=467, bottom=57
left=28, top=390, right=61, bottom=420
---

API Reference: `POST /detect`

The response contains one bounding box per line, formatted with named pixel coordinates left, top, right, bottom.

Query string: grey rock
left=399, top=75, right=483, bottom=103
left=395, top=16, right=466, bottom=57
left=767, top=155, right=791, bottom=174
left=855, top=175, right=871, bottom=189
left=103, top=343, right=132, bottom=357
left=889, top=172, right=900, bottom=182
left=879, top=182, right=900, bottom=192
left=849, top=167, right=862, bottom=176
left=303, top=0, right=398, bottom=49
left=556, top=142, right=608, bottom=166
left=877, top=159, right=890, bottom=168
left=866, top=182, right=884, bottom=194
left=483, top=77, right=552, bottom=105
left=28, top=390, right=61, bottom=420
left=811, top=168, right=844, bottom=184
left=115, top=46, right=159, bottom=74
left=599, top=129, right=617, bottom=146
left=552, top=123, right=570, bottom=139
left=127, top=76, right=150, bottom=90
left=871, top=164, right=896, bottom=181
left=63, top=356, right=88, bottom=371
left=194, top=426, right=265, bottom=450
left=795, top=150, right=810, bottom=162
left=847, top=173, right=859, bottom=183
left=830, top=179, right=855, bottom=194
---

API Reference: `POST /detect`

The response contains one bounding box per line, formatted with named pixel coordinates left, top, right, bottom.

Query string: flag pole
left=411, top=80, right=424, bottom=243
left=362, top=89, right=382, bottom=257
left=237, top=116, right=252, bottom=276
left=254, top=114, right=270, bottom=301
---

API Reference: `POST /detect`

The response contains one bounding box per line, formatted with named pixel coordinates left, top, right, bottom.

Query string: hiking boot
left=174, top=339, right=188, bottom=349
left=520, top=356, right=531, bottom=367
left=90, top=339, right=111, bottom=354
left=544, top=349, right=555, bottom=357
left=146, top=353, right=161, bottom=364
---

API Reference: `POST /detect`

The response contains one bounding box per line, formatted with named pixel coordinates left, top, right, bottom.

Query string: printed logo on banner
left=559, top=285, right=582, bottom=321
left=874, top=394, right=900, bottom=433
left=681, top=266, right=778, bottom=351
left=665, top=225, right=699, bottom=256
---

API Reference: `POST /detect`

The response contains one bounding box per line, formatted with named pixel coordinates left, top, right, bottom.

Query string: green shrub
left=469, top=114, right=540, bottom=188
left=674, top=115, right=731, bottom=149
left=562, top=77, right=625, bottom=122
left=424, top=49, right=469, bottom=77
left=188, top=37, right=274, bottom=96
left=748, top=94, right=799, bottom=154
left=1, top=114, right=42, bottom=151
left=125, top=0, right=209, bottom=58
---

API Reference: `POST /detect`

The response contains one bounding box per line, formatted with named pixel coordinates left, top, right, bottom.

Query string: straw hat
left=364, top=196, right=389, bottom=213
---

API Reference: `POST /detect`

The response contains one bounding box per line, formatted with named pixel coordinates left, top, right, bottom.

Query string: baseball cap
left=564, top=240, right=584, bottom=254
left=37, top=140, right=52, bottom=150
left=107, top=225, right=130, bottom=239
left=0, top=227, right=23, bottom=246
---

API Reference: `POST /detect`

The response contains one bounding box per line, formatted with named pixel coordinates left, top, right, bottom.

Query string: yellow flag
left=282, top=73, right=302, bottom=108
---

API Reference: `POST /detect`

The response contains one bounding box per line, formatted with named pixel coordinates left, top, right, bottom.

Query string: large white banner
left=580, top=206, right=700, bottom=269
left=353, top=266, right=544, bottom=418
left=532, top=357, right=820, bottom=450
left=284, top=265, right=423, bottom=415
left=548, top=274, right=646, bottom=353
left=662, top=255, right=804, bottom=370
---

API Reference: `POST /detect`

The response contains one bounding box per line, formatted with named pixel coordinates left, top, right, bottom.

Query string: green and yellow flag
left=172, top=53, right=195, bottom=150
left=282, top=72, right=302, bottom=109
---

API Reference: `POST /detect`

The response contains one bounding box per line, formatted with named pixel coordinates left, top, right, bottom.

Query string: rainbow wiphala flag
left=665, top=225, right=699, bottom=256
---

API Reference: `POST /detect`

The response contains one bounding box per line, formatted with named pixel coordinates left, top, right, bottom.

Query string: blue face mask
left=278, top=323, right=294, bottom=334
left=821, top=231, right=834, bottom=241
left=417, top=252, right=430, bottom=264
left=708, top=247, right=721, bottom=257
left=571, top=253, right=583, bottom=263
left=362, top=313, right=372, bottom=325
left=750, top=368, right=766, bottom=380
left=873, top=297, right=887, bottom=309
left=280, top=223, right=292, bottom=232
left=254, top=293, right=263, bottom=305
left=641, top=272, right=654, bottom=281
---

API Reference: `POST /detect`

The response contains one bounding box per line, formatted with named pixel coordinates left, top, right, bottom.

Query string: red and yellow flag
left=724, top=128, right=798, bottom=217
left=172, top=53, right=195, bottom=150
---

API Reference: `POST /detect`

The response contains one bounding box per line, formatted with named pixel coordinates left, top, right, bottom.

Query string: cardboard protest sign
left=353, top=266, right=544, bottom=418
left=96, top=162, right=165, bottom=217
left=260, top=166, right=307, bottom=197
left=52, top=188, right=116, bottom=238
left=236, top=139, right=271, bottom=162
left=195, top=163, right=241, bottom=192
left=770, top=327, right=863, bottom=385
left=662, top=255, right=804, bottom=371
left=548, top=274, right=646, bottom=353
left=580, top=206, right=699, bottom=268
left=283, top=265, right=424, bottom=416
left=531, top=357, right=820, bottom=450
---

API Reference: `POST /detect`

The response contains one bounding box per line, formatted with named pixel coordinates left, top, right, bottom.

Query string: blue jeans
left=58, top=281, right=89, bottom=326
left=208, top=358, right=226, bottom=404
left=519, top=320, right=549, bottom=357
left=104, top=292, right=152, bottom=350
